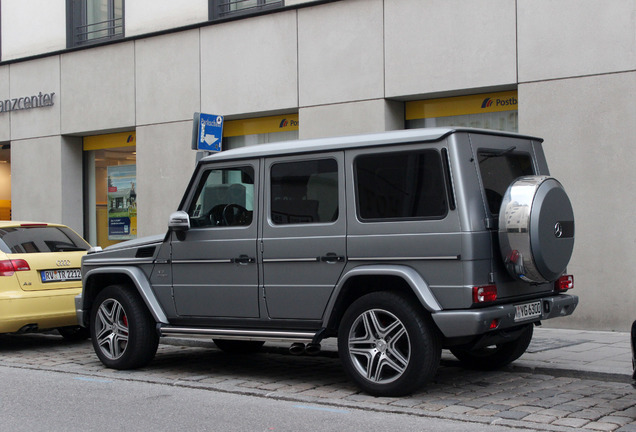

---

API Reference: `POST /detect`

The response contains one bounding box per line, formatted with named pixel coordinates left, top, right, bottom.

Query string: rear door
left=261, top=153, right=346, bottom=320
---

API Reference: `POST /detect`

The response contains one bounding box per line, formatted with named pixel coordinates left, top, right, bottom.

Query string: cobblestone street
left=1, top=332, right=634, bottom=432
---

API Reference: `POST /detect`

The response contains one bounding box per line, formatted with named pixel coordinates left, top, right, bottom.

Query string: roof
left=200, top=127, right=542, bottom=163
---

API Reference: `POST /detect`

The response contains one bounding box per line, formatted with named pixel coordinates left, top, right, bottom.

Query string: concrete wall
left=519, top=73, right=636, bottom=331
left=60, top=43, right=136, bottom=134
left=385, top=0, right=517, bottom=98
left=126, top=0, right=208, bottom=37
left=1, top=0, right=66, bottom=60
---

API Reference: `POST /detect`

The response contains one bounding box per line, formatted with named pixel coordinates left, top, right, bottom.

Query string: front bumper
left=431, top=293, right=578, bottom=338
left=74, top=293, right=86, bottom=328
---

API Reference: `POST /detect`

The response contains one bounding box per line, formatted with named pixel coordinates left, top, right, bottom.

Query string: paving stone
left=583, top=422, right=621, bottom=431
left=552, top=417, right=591, bottom=428
left=497, top=410, right=529, bottom=420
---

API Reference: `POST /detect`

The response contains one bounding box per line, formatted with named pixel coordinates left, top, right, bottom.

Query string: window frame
left=209, top=0, right=284, bottom=21
left=269, top=157, right=339, bottom=226
left=66, top=0, right=125, bottom=48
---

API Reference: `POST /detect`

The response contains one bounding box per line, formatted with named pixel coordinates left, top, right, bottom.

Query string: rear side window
left=270, top=159, right=338, bottom=225
left=355, top=150, right=447, bottom=220
left=478, top=151, right=534, bottom=216
left=0, top=226, right=90, bottom=253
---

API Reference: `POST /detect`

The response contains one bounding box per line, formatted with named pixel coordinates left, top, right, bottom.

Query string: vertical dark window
left=67, top=0, right=124, bottom=47
left=270, top=159, right=338, bottom=225
left=355, top=150, right=448, bottom=221
left=209, top=0, right=284, bottom=20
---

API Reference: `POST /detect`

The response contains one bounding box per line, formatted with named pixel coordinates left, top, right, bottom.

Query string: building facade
left=1, top=0, right=634, bottom=331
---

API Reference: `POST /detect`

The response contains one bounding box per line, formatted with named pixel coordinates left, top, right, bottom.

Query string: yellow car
left=0, top=221, right=91, bottom=339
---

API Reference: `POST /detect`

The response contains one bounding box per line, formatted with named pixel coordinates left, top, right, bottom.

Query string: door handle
left=233, top=255, right=255, bottom=265
left=319, top=253, right=345, bottom=264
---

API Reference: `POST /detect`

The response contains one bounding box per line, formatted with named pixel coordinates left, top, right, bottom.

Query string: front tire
left=338, top=291, right=441, bottom=397
left=450, top=324, right=533, bottom=370
left=90, top=285, right=159, bottom=370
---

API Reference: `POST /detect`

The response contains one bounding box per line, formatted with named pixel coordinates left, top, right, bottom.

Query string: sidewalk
left=502, top=327, right=634, bottom=383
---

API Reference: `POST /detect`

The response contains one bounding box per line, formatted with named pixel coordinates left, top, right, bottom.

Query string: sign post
left=192, top=112, right=224, bottom=152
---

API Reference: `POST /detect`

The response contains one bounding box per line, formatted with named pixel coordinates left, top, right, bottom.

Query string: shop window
left=0, top=145, right=10, bottom=220
left=406, top=91, right=518, bottom=132
left=83, top=132, right=136, bottom=248
left=209, top=0, right=284, bottom=20
left=67, top=0, right=124, bottom=47
left=222, top=114, right=299, bottom=150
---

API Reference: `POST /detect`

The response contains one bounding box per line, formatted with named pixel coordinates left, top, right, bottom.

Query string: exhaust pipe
left=289, top=342, right=305, bottom=355
left=305, top=343, right=321, bottom=355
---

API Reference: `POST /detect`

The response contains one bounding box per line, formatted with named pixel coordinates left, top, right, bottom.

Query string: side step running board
left=159, top=326, right=317, bottom=343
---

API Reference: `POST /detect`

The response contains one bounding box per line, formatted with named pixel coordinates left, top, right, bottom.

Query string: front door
left=171, top=162, right=259, bottom=318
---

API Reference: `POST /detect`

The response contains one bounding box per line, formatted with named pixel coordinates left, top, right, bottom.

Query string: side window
left=355, top=150, right=447, bottom=220
left=187, top=166, right=255, bottom=228
left=270, top=159, right=338, bottom=225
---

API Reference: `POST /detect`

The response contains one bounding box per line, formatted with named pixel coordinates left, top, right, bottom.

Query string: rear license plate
left=514, top=300, right=542, bottom=322
left=41, top=269, right=82, bottom=283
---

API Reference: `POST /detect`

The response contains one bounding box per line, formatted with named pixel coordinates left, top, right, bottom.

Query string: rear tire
left=213, top=339, right=264, bottom=354
left=90, top=285, right=159, bottom=369
left=338, top=291, right=440, bottom=397
left=450, top=324, right=533, bottom=370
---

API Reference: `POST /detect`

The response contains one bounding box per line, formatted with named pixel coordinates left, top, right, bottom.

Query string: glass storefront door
left=83, top=132, right=136, bottom=248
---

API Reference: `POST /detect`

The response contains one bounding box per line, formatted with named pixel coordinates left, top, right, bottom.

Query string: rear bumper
left=431, top=293, right=578, bottom=338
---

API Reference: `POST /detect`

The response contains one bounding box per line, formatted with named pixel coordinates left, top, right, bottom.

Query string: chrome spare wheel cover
left=498, top=175, right=575, bottom=283
left=95, top=298, right=129, bottom=360
left=348, top=308, right=410, bottom=384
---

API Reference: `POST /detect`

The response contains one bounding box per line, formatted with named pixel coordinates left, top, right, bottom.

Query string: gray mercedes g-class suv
left=76, top=128, right=577, bottom=396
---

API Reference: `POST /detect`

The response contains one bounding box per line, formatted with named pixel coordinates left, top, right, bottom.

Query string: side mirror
left=168, top=211, right=190, bottom=231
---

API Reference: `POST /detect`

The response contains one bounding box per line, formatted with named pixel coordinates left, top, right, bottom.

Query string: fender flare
left=322, top=264, right=442, bottom=327
left=83, top=266, right=169, bottom=324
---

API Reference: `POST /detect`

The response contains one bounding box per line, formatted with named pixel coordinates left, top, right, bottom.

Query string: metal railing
left=213, top=0, right=283, bottom=19
left=74, top=17, right=123, bottom=45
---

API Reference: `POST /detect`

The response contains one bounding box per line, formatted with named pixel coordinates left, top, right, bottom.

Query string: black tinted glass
left=270, top=159, right=338, bottom=225
left=0, top=226, right=90, bottom=253
left=355, top=150, right=447, bottom=220
left=478, top=152, right=534, bottom=215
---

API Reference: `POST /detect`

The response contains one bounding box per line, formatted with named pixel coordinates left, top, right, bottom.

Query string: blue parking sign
left=195, top=113, right=224, bottom=152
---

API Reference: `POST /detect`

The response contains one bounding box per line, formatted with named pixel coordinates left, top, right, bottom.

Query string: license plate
left=41, top=269, right=82, bottom=282
left=514, top=300, right=542, bottom=322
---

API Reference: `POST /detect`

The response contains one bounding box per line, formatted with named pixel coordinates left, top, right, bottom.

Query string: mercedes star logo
left=554, top=222, right=563, bottom=238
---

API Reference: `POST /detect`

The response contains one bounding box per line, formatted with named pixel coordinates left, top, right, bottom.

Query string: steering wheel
left=207, top=204, right=226, bottom=226
left=222, top=204, right=249, bottom=226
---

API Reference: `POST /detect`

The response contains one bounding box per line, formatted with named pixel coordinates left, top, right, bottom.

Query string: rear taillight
left=555, top=275, right=574, bottom=292
left=0, top=259, right=30, bottom=276
left=473, top=284, right=497, bottom=303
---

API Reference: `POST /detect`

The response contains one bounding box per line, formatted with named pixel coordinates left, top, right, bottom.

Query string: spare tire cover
left=498, top=176, right=575, bottom=283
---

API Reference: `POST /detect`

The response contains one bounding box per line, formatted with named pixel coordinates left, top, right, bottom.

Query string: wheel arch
left=81, top=266, right=168, bottom=327
left=323, top=265, right=442, bottom=334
